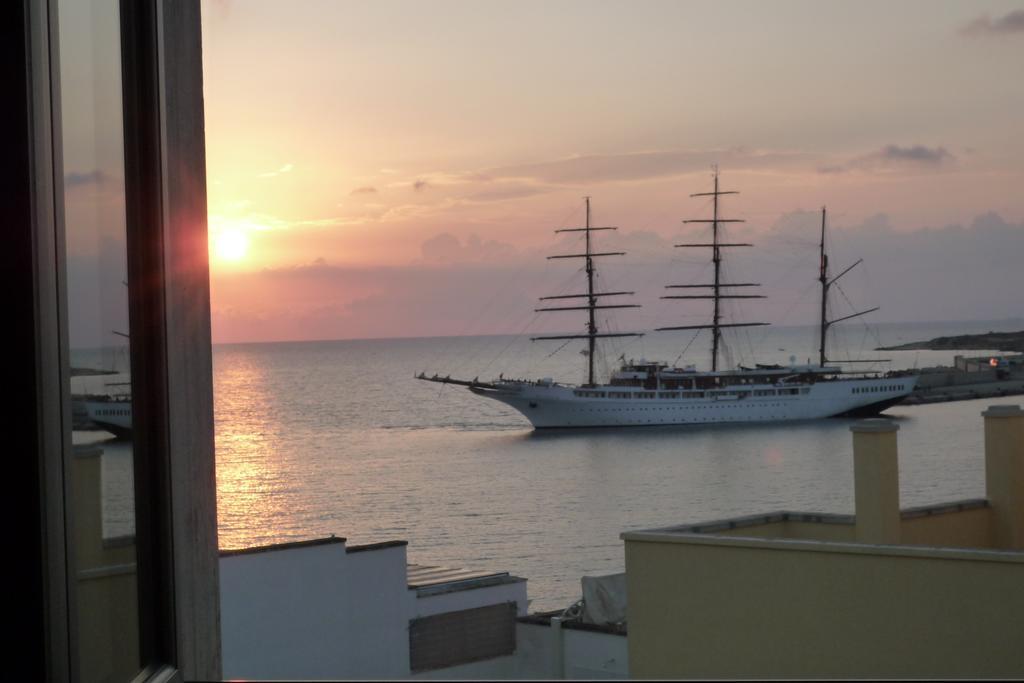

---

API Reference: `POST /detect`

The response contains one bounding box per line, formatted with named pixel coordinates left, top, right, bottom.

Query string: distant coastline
left=208, top=318, right=1024, bottom=347
left=876, top=330, right=1024, bottom=353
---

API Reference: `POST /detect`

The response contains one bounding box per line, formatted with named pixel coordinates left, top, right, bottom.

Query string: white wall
left=412, top=579, right=528, bottom=618
left=417, top=621, right=628, bottom=680
left=512, top=622, right=561, bottom=679
left=412, top=654, right=522, bottom=680
left=220, top=541, right=410, bottom=680
left=343, top=546, right=412, bottom=678
left=220, top=540, right=608, bottom=680
left=564, top=628, right=629, bottom=679
left=413, top=622, right=560, bottom=680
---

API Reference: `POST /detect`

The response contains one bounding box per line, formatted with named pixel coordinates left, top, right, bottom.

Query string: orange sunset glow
left=200, top=0, right=1024, bottom=344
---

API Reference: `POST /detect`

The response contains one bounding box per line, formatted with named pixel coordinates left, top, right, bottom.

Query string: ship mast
left=532, top=197, right=643, bottom=387
left=817, top=206, right=879, bottom=367
left=818, top=207, right=829, bottom=367
left=657, top=169, right=767, bottom=371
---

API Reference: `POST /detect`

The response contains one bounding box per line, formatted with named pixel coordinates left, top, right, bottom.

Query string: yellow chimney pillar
left=72, top=444, right=105, bottom=570
left=852, top=419, right=901, bottom=545
left=983, top=404, right=1024, bottom=550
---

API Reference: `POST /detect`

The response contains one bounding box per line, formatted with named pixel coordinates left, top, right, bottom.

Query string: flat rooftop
left=407, top=563, right=525, bottom=597
left=626, top=498, right=991, bottom=538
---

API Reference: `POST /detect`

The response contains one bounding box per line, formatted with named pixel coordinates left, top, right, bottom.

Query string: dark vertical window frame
left=121, top=1, right=177, bottom=677
left=129, top=1, right=221, bottom=679
left=144, top=2, right=220, bottom=679
left=8, top=0, right=220, bottom=679
left=5, top=0, right=70, bottom=680
left=44, top=0, right=79, bottom=676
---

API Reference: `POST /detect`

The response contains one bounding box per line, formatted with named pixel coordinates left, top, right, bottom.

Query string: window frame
left=11, top=0, right=221, bottom=679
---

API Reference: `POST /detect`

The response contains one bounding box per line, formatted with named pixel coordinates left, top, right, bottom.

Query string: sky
left=61, top=0, right=132, bottom=351
left=198, top=0, right=1024, bottom=343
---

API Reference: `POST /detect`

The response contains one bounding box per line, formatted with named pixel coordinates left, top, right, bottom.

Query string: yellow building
left=623, top=405, right=1024, bottom=679
left=71, top=445, right=139, bottom=683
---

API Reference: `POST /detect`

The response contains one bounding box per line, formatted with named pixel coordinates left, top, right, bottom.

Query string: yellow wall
left=700, top=508, right=994, bottom=548
left=984, top=406, right=1024, bottom=549
left=625, top=536, right=1024, bottom=679
left=900, top=506, right=993, bottom=548
left=716, top=519, right=855, bottom=542
left=77, top=572, right=141, bottom=681
left=72, top=446, right=140, bottom=682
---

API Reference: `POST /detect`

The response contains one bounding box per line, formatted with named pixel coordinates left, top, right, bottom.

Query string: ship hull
left=80, top=400, right=133, bottom=438
left=471, top=377, right=915, bottom=429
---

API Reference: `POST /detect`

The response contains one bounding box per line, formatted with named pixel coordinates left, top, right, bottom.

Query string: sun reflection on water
left=214, top=352, right=292, bottom=549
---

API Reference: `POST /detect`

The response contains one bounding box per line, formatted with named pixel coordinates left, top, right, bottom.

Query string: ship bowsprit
left=415, top=372, right=502, bottom=391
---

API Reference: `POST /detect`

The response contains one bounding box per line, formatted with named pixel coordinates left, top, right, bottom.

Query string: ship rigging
left=656, top=169, right=768, bottom=371
left=530, top=197, right=644, bottom=387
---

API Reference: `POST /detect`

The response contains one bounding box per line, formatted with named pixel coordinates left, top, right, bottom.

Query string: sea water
left=209, top=318, right=1021, bottom=610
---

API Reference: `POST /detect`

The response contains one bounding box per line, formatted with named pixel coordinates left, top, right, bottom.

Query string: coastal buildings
left=220, top=537, right=526, bottom=678
left=955, top=353, right=1024, bottom=374
left=219, top=537, right=632, bottom=679
left=903, top=354, right=1024, bottom=405
left=623, top=405, right=1024, bottom=679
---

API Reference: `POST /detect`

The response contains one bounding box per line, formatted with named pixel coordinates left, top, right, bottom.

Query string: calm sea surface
left=207, top=319, right=1023, bottom=610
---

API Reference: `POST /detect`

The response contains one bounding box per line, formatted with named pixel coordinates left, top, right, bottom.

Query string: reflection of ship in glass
left=79, top=392, right=132, bottom=438
left=73, top=330, right=132, bottom=438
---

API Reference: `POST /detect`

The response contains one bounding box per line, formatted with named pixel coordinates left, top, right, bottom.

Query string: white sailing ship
left=73, top=329, right=133, bottom=438
left=80, top=394, right=132, bottom=438
left=418, top=172, right=917, bottom=428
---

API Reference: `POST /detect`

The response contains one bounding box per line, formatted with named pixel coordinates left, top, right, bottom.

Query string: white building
left=220, top=536, right=628, bottom=679
left=220, top=536, right=526, bottom=679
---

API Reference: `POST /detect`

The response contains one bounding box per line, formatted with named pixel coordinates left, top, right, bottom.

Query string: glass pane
left=58, top=1, right=142, bottom=680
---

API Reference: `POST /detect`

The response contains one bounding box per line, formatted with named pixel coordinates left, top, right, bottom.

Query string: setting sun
left=214, top=228, right=250, bottom=262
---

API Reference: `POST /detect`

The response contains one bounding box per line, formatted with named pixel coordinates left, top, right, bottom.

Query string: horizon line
left=207, top=315, right=1024, bottom=348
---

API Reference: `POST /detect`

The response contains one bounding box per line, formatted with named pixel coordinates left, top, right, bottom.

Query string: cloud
left=210, top=211, right=1024, bottom=344
left=65, top=170, right=109, bottom=188
left=258, top=163, right=294, bottom=178
left=877, top=144, right=952, bottom=164
left=961, top=9, right=1024, bottom=36
left=209, top=211, right=364, bottom=237
left=485, top=148, right=804, bottom=185
left=378, top=171, right=548, bottom=204
left=465, top=183, right=553, bottom=203
left=821, top=144, right=955, bottom=174
left=349, top=186, right=377, bottom=195
left=757, top=210, right=1023, bottom=322
left=361, top=148, right=796, bottom=215
left=419, top=233, right=520, bottom=264
left=289, top=216, right=360, bottom=228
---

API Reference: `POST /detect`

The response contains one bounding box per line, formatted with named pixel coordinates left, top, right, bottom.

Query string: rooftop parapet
left=621, top=405, right=1024, bottom=679
left=984, top=404, right=1024, bottom=549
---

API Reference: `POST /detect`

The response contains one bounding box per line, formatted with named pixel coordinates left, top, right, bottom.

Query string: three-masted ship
left=417, top=171, right=916, bottom=428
